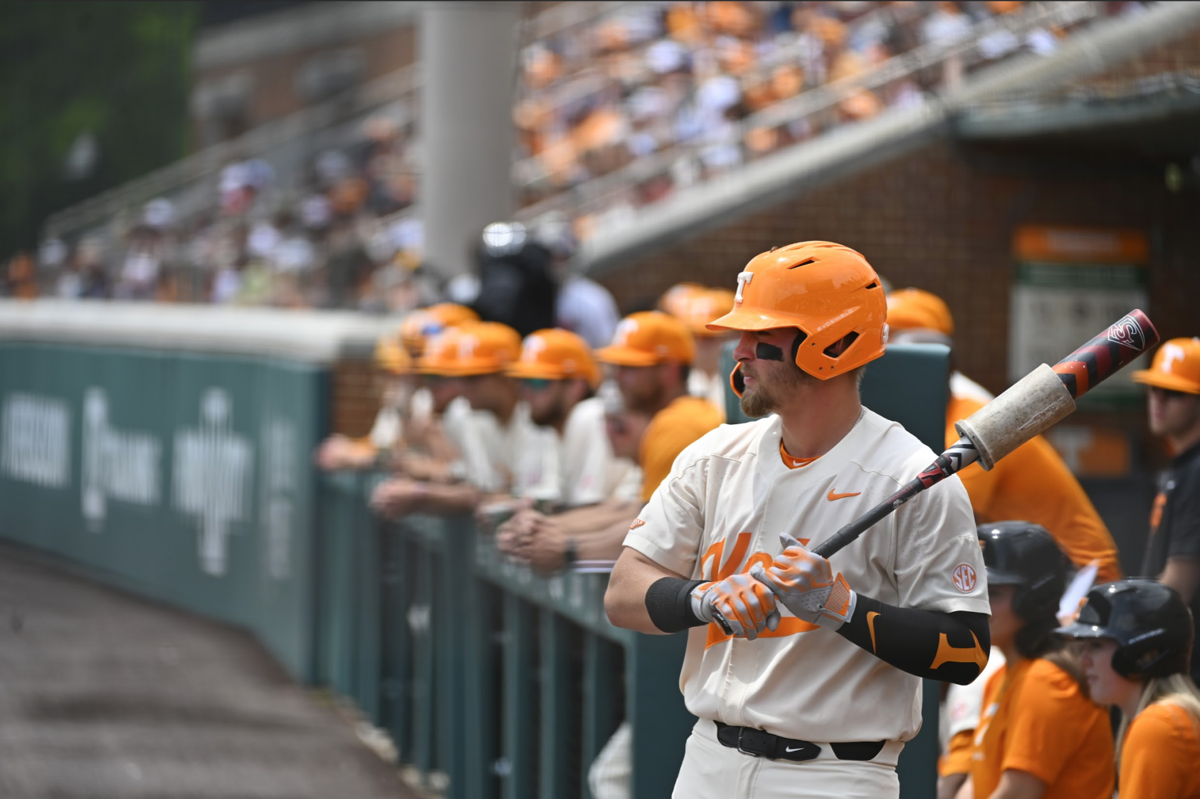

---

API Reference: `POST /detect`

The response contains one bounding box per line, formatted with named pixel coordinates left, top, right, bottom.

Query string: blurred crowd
left=513, top=0, right=1114, bottom=242
left=6, top=1, right=1154, bottom=307
left=5, top=111, right=425, bottom=311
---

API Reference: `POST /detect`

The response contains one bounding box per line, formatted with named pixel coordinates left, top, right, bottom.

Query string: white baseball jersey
left=451, top=400, right=558, bottom=495
left=625, top=409, right=989, bottom=743
left=516, top=397, right=628, bottom=508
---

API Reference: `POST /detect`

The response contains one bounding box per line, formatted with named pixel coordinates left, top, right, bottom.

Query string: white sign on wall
left=1, top=393, right=71, bottom=488
left=173, top=389, right=254, bottom=576
left=82, top=388, right=162, bottom=531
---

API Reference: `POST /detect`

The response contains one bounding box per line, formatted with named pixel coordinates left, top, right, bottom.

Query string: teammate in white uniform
left=604, top=241, right=991, bottom=799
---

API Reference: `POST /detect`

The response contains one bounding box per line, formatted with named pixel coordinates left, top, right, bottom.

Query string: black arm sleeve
left=645, top=577, right=707, bottom=633
left=836, top=594, right=990, bottom=685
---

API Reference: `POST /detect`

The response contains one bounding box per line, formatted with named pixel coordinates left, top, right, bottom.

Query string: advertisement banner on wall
left=1010, top=226, right=1150, bottom=409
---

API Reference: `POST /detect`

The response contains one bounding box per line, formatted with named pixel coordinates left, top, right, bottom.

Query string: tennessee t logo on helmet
left=709, top=241, right=888, bottom=381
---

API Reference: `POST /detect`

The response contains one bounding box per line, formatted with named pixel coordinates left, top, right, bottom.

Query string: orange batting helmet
left=707, top=241, right=887, bottom=380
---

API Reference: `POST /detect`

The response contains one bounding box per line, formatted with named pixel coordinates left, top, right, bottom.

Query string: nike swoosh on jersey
left=867, top=611, right=880, bottom=653
left=827, top=490, right=862, bottom=501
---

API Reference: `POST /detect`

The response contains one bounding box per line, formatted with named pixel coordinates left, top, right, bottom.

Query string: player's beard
left=530, top=386, right=568, bottom=428
left=740, top=362, right=811, bottom=418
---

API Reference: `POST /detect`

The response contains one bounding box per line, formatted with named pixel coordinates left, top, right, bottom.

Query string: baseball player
left=661, top=284, right=738, bottom=418
left=495, top=329, right=638, bottom=571
left=1058, top=580, right=1200, bottom=798
left=963, top=522, right=1113, bottom=799
left=499, top=311, right=723, bottom=572
left=887, top=288, right=1122, bottom=584
left=605, top=242, right=990, bottom=798
left=371, top=321, right=552, bottom=516
left=1132, top=338, right=1200, bottom=682
left=314, top=325, right=415, bottom=471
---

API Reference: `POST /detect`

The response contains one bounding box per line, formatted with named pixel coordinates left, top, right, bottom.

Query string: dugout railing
left=315, top=469, right=693, bottom=799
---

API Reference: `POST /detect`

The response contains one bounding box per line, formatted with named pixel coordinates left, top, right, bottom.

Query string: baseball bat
left=811, top=310, right=1158, bottom=559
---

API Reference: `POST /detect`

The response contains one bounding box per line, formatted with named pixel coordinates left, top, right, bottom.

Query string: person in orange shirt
left=961, top=522, right=1113, bottom=799
left=887, top=288, right=1121, bottom=582
left=1058, top=579, right=1200, bottom=799
left=599, top=311, right=725, bottom=503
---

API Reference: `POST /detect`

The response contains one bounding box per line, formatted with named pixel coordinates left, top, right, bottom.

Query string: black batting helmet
left=977, top=521, right=1068, bottom=622
left=1057, top=579, right=1194, bottom=680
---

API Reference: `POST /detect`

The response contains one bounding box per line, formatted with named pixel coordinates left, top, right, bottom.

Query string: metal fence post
left=501, top=592, right=537, bottom=799
left=625, top=633, right=693, bottom=798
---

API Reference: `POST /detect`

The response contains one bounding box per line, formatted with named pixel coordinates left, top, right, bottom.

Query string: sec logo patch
left=952, top=563, right=977, bottom=593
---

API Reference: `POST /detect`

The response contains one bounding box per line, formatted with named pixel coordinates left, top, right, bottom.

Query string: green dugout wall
left=0, top=300, right=386, bottom=680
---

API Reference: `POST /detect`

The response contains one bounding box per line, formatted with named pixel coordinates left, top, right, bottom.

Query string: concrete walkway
left=0, top=542, right=416, bottom=799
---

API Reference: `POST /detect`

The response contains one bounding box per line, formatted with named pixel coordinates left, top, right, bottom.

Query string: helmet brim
left=1132, top=370, right=1200, bottom=394
left=706, top=306, right=804, bottom=333
left=1055, top=621, right=1114, bottom=640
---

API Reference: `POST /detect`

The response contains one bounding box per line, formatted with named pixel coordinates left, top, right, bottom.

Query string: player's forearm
left=416, top=482, right=482, bottom=515
left=604, top=547, right=686, bottom=635
left=553, top=499, right=639, bottom=536
left=836, top=596, right=990, bottom=685
left=573, top=517, right=639, bottom=562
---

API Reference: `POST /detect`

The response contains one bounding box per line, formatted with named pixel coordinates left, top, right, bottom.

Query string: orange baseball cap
left=658, top=283, right=707, bottom=318
left=416, top=327, right=464, bottom=376
left=1132, top=338, right=1200, bottom=395
left=374, top=329, right=413, bottom=375
left=440, top=321, right=522, bottom=377
left=886, top=288, right=954, bottom=337
left=507, top=328, right=600, bottom=387
left=596, top=311, right=695, bottom=367
left=400, top=303, right=480, bottom=355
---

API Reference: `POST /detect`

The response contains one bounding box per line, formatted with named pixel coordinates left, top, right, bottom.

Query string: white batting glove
left=690, top=574, right=782, bottom=640
left=750, top=533, right=856, bottom=630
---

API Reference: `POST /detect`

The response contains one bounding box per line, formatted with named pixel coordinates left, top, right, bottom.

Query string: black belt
left=714, top=721, right=886, bottom=763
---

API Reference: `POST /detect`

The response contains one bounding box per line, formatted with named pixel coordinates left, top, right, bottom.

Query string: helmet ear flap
left=790, top=330, right=806, bottom=369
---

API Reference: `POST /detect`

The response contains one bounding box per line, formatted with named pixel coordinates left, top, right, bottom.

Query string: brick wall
left=597, top=136, right=1200, bottom=401
left=332, top=360, right=381, bottom=438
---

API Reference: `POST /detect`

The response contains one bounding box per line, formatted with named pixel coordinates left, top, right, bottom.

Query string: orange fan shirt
left=1120, top=701, right=1200, bottom=799
left=971, top=658, right=1113, bottom=799
left=638, top=396, right=723, bottom=501
left=946, top=396, right=1122, bottom=582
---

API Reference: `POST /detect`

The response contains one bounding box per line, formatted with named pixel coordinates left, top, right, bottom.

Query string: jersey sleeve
left=1001, top=663, right=1101, bottom=786
left=1121, top=702, right=1200, bottom=798
left=623, top=437, right=712, bottom=578
left=563, top=401, right=615, bottom=507
left=893, top=473, right=990, bottom=615
left=1166, top=463, right=1200, bottom=561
